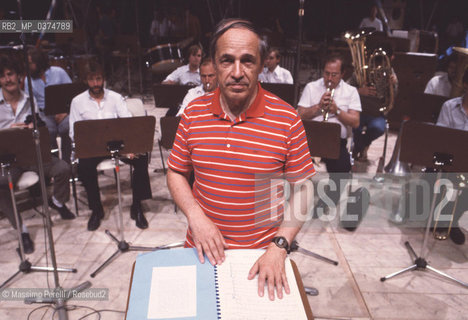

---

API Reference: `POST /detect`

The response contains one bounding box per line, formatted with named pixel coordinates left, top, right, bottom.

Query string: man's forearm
left=167, top=168, right=203, bottom=220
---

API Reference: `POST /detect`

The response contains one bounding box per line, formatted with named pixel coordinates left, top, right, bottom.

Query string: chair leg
left=158, top=141, right=167, bottom=174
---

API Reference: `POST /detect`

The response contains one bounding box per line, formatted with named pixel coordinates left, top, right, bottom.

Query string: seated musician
left=162, top=44, right=202, bottom=86
left=350, top=43, right=398, bottom=161
left=359, top=4, right=383, bottom=32
left=69, top=62, right=152, bottom=231
left=433, top=68, right=468, bottom=245
left=258, top=48, right=293, bottom=84
left=25, top=47, right=73, bottom=164
left=176, top=57, right=218, bottom=116
left=297, top=53, right=361, bottom=217
left=0, top=55, right=74, bottom=254
left=424, top=55, right=457, bottom=98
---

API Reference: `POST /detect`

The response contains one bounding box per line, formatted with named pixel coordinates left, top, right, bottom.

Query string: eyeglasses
left=324, top=71, right=340, bottom=78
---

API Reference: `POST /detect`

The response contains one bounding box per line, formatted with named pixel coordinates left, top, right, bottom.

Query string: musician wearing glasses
left=433, top=68, right=468, bottom=245
left=0, top=55, right=74, bottom=254
left=69, top=62, right=152, bottom=231
left=298, top=54, right=361, bottom=215
left=162, top=44, right=202, bottom=86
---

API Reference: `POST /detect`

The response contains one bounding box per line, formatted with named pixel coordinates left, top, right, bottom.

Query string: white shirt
left=258, top=65, right=293, bottom=84
left=436, top=96, right=468, bottom=131
left=359, top=17, right=383, bottom=32
left=177, top=85, right=206, bottom=116
left=163, top=65, right=201, bottom=86
left=0, top=90, right=32, bottom=129
left=69, top=88, right=131, bottom=141
left=424, top=73, right=452, bottom=98
left=298, top=78, right=362, bottom=138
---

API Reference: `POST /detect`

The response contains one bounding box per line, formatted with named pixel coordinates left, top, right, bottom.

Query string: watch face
left=274, top=237, right=287, bottom=248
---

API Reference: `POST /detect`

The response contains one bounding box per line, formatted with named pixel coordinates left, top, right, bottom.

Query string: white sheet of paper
left=147, top=265, right=197, bottom=319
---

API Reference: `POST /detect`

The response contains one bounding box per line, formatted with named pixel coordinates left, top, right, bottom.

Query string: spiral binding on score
left=214, top=265, right=221, bottom=319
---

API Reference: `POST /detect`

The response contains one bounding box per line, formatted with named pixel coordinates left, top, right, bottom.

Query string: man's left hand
left=248, top=243, right=290, bottom=301
left=55, top=113, right=67, bottom=124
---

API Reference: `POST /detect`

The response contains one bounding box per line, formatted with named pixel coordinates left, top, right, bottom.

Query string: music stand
left=45, top=82, right=87, bottom=216
left=408, top=93, right=448, bottom=124
left=152, top=83, right=194, bottom=110
left=74, top=116, right=158, bottom=278
left=380, top=121, right=468, bottom=288
left=296, top=120, right=340, bottom=265
left=0, top=127, right=77, bottom=289
left=261, top=83, right=295, bottom=106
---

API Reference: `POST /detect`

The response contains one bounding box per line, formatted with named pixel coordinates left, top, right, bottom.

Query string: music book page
left=216, top=250, right=308, bottom=320
left=147, top=265, right=197, bottom=319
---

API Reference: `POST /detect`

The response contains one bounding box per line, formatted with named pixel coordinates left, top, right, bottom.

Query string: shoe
left=19, top=232, right=35, bottom=254
left=131, top=203, right=148, bottom=229
left=87, top=211, right=102, bottom=231
left=49, top=199, right=75, bottom=220
left=450, top=227, right=466, bottom=245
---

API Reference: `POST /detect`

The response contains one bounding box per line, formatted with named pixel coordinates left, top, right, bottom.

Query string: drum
left=144, top=43, right=182, bottom=74
left=72, top=54, right=98, bottom=81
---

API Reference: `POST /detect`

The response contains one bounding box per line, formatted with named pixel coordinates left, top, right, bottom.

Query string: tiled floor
left=1, top=96, right=467, bottom=320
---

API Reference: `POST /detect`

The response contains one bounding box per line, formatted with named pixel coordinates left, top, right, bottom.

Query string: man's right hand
left=188, top=212, right=228, bottom=266
left=358, top=85, right=377, bottom=96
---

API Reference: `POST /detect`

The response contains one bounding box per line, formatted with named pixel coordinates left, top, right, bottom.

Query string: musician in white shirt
left=424, top=57, right=457, bottom=98
left=258, top=48, right=293, bottom=84
left=162, top=44, right=202, bottom=86
left=359, top=5, right=383, bottom=32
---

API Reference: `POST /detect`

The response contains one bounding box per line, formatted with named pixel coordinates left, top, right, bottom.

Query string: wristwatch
left=272, top=236, right=290, bottom=253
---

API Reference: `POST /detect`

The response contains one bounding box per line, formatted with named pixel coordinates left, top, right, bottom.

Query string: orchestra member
left=424, top=56, right=457, bottom=98
left=167, top=19, right=315, bottom=300
left=177, top=57, right=218, bottom=116
left=351, top=44, right=398, bottom=161
left=434, top=68, right=468, bottom=244
left=0, top=55, right=74, bottom=253
left=26, top=47, right=73, bottom=164
left=69, top=62, right=152, bottom=231
left=162, top=44, right=202, bottom=86
left=297, top=53, right=361, bottom=215
left=359, top=4, right=383, bottom=32
left=258, top=48, right=293, bottom=84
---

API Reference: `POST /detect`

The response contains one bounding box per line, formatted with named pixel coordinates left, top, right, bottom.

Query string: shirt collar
left=321, top=78, right=343, bottom=90
left=209, top=83, right=265, bottom=120
left=0, top=89, right=28, bottom=104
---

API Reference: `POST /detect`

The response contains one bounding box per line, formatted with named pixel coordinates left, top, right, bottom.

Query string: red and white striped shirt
left=168, top=84, right=315, bottom=248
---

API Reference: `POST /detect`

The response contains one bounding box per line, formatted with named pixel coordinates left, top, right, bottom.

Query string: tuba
left=344, top=30, right=395, bottom=115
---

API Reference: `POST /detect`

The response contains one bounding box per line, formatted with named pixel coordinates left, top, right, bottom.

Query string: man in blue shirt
left=26, top=48, right=72, bottom=163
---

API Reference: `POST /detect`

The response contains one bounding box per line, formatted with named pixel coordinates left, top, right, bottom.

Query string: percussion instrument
left=144, top=43, right=182, bottom=74
left=49, top=55, right=73, bottom=78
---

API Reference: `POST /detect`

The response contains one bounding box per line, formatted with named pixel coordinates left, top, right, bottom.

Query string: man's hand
left=55, top=113, right=67, bottom=124
left=188, top=212, right=228, bottom=265
left=10, top=122, right=29, bottom=128
left=319, top=91, right=332, bottom=109
left=248, top=243, right=290, bottom=301
left=358, top=85, right=377, bottom=96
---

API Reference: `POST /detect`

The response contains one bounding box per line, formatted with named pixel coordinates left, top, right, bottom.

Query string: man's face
left=0, top=68, right=21, bottom=95
left=322, top=60, right=343, bottom=89
left=214, top=28, right=263, bottom=108
left=447, top=61, right=457, bottom=82
left=189, top=49, right=202, bottom=69
left=86, top=73, right=105, bottom=96
left=200, top=63, right=217, bottom=92
left=265, top=52, right=279, bottom=72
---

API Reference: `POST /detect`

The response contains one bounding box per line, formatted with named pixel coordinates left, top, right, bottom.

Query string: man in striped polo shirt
left=167, top=19, right=316, bottom=300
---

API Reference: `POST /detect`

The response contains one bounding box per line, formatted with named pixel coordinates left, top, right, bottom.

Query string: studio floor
left=1, top=96, right=467, bottom=320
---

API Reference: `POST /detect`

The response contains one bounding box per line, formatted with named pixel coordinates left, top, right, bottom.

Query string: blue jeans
left=353, top=114, right=386, bottom=154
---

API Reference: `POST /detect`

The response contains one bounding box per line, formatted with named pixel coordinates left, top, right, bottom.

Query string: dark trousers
left=353, top=114, right=386, bottom=155
left=78, top=154, right=152, bottom=213
left=322, top=139, right=352, bottom=204
left=0, top=157, right=70, bottom=229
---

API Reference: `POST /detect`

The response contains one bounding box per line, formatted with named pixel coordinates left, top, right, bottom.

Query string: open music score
left=126, top=248, right=313, bottom=320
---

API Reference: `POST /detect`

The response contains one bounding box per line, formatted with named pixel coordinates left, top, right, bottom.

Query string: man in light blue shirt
left=26, top=48, right=72, bottom=163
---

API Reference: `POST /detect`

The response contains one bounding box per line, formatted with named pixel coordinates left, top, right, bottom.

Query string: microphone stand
left=293, top=0, right=304, bottom=107
left=15, top=1, right=92, bottom=318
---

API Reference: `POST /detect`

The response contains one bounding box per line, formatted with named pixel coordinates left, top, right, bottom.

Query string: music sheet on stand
left=216, top=250, right=308, bottom=320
